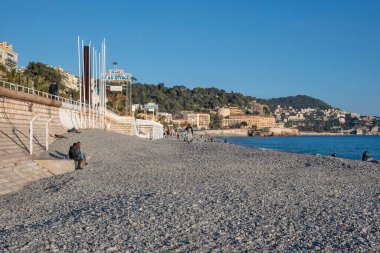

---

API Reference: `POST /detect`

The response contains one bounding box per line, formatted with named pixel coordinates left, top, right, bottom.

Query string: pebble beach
left=0, top=130, right=379, bottom=252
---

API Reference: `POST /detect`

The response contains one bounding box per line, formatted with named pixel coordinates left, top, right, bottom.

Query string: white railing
left=1, top=79, right=104, bottom=129
left=105, top=109, right=131, bottom=122
left=152, top=121, right=164, bottom=140
left=29, top=114, right=39, bottom=155
left=0, top=79, right=80, bottom=107
left=134, top=119, right=164, bottom=140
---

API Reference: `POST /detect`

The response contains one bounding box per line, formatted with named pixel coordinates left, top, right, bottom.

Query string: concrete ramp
left=35, top=160, right=75, bottom=175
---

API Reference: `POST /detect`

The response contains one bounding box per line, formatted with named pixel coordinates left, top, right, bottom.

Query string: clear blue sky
left=1, top=0, right=379, bottom=115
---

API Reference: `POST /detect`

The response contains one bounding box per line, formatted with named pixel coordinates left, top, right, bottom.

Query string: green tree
left=210, top=114, right=222, bottom=129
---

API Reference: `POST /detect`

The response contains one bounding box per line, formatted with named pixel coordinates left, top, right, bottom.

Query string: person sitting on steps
left=73, top=142, right=88, bottom=168
left=68, top=143, right=76, bottom=159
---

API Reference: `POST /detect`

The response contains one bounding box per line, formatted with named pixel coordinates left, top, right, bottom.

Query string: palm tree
left=6, top=69, right=18, bottom=83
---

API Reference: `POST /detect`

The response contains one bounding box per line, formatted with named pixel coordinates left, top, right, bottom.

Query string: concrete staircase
left=0, top=97, right=67, bottom=195
left=105, top=110, right=135, bottom=136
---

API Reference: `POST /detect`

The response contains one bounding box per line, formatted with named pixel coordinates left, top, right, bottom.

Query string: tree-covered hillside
left=257, top=95, right=333, bottom=111
left=130, top=83, right=334, bottom=114
left=131, top=83, right=255, bottom=114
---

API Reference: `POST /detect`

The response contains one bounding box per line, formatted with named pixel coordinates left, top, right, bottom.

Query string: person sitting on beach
left=361, top=151, right=380, bottom=164
left=74, top=142, right=88, bottom=166
left=68, top=143, right=76, bottom=159
left=362, top=151, right=372, bottom=161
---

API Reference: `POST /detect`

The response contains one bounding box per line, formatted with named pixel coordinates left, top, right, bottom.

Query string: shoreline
left=201, top=129, right=380, bottom=137
left=1, top=130, right=379, bottom=251
left=215, top=134, right=379, bottom=161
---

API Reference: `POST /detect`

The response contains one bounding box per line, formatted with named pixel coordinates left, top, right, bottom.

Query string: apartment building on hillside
left=0, top=41, right=18, bottom=70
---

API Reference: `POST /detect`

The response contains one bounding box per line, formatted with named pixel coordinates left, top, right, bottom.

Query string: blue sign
left=102, top=68, right=131, bottom=81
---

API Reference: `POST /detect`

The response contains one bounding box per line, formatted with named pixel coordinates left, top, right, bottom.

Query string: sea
left=222, top=135, right=380, bottom=161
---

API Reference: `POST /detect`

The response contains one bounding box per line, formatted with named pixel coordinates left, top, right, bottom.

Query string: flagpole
left=77, top=36, right=82, bottom=129
left=81, top=39, right=85, bottom=128
left=88, top=43, right=90, bottom=128
left=92, top=45, right=95, bottom=128
left=94, top=50, right=98, bottom=127
left=101, top=41, right=104, bottom=129
left=103, top=39, right=106, bottom=129
left=100, top=50, right=103, bottom=129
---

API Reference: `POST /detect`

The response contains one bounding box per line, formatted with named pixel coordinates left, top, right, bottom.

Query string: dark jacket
left=49, top=83, right=54, bottom=94
left=53, top=83, right=59, bottom=93
left=68, top=145, right=76, bottom=159
left=362, top=152, right=371, bottom=161
left=185, top=125, right=193, bottom=134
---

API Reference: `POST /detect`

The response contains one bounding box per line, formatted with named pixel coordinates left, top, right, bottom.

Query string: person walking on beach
left=185, top=124, right=193, bottom=143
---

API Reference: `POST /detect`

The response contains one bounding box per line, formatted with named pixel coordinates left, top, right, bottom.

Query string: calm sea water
left=222, top=136, right=380, bottom=161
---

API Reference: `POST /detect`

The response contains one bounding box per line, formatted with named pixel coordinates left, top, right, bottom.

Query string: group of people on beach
left=68, top=142, right=87, bottom=169
left=330, top=150, right=379, bottom=163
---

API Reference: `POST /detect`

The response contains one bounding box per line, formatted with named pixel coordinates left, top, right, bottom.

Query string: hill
left=126, top=83, right=334, bottom=114
left=257, top=95, right=333, bottom=111
left=129, top=83, right=255, bottom=114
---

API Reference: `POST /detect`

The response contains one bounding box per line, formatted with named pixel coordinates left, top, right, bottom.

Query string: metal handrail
left=45, top=118, right=53, bottom=151
left=0, top=79, right=81, bottom=107
left=30, top=114, right=39, bottom=155
left=106, top=105, right=125, bottom=116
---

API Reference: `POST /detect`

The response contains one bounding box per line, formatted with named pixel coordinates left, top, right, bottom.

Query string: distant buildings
left=157, top=112, right=173, bottom=123
left=0, top=41, right=18, bottom=70
left=54, top=66, right=79, bottom=91
left=250, top=100, right=270, bottom=115
left=218, top=106, right=244, bottom=117
left=180, top=111, right=210, bottom=129
left=221, top=114, right=277, bottom=129
left=218, top=106, right=277, bottom=129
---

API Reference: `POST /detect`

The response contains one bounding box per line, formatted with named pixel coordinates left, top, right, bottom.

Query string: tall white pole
left=92, top=46, right=95, bottom=128
left=97, top=50, right=100, bottom=128
left=81, top=39, right=85, bottom=128
left=88, top=42, right=91, bottom=128
left=77, top=36, right=82, bottom=128
left=100, top=42, right=103, bottom=128
left=100, top=50, right=103, bottom=128
left=103, top=40, right=106, bottom=129
left=94, top=49, right=98, bottom=127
